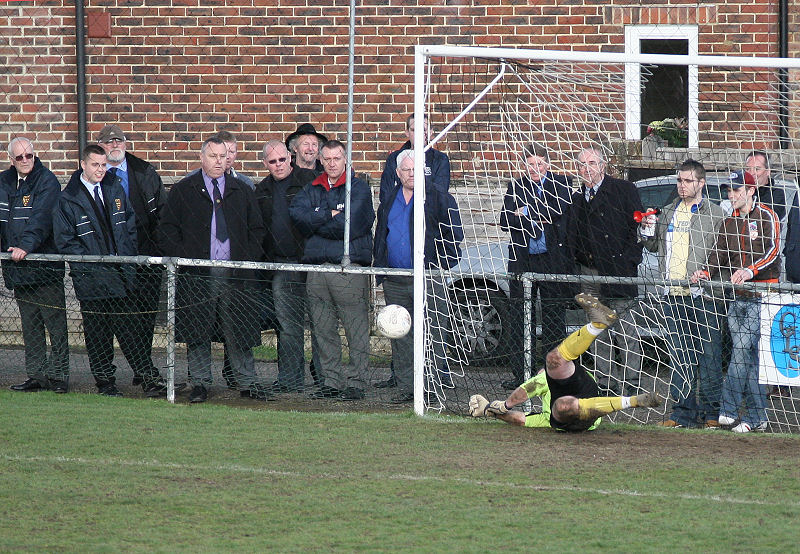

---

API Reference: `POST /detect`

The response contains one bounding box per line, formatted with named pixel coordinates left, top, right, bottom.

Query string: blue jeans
left=664, top=295, right=723, bottom=426
left=721, top=298, right=769, bottom=427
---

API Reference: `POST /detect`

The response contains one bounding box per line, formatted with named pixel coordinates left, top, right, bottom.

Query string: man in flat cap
left=97, top=124, right=169, bottom=389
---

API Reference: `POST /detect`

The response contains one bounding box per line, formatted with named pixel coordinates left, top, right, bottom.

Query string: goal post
left=413, top=45, right=800, bottom=431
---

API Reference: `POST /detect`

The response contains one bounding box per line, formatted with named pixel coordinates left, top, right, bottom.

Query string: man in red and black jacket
left=289, top=139, right=375, bottom=401
left=692, top=170, right=780, bottom=433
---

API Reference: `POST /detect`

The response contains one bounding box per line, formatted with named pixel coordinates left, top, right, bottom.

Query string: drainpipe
left=778, top=0, right=789, bottom=148
left=75, top=0, right=87, bottom=153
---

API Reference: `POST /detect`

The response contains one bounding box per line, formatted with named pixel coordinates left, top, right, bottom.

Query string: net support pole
left=165, top=260, right=177, bottom=404
left=523, top=277, right=533, bottom=412
left=341, top=0, right=357, bottom=266
left=412, top=46, right=427, bottom=416
left=523, top=277, right=532, bottom=383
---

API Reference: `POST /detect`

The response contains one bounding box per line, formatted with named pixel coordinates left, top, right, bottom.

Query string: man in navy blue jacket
left=373, top=149, right=463, bottom=402
left=500, top=143, right=575, bottom=389
left=53, top=145, right=170, bottom=397
left=289, top=140, right=375, bottom=401
left=0, top=138, right=69, bottom=392
left=379, top=115, right=450, bottom=204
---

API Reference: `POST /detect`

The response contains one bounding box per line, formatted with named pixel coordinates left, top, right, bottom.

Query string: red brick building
left=0, top=0, right=797, bottom=180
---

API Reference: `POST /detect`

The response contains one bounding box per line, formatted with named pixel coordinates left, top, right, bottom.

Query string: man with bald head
left=0, top=137, right=69, bottom=392
left=256, top=140, right=316, bottom=392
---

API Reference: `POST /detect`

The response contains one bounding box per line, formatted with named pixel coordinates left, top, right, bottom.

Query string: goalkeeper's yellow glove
left=469, top=394, right=489, bottom=417
left=485, top=400, right=509, bottom=417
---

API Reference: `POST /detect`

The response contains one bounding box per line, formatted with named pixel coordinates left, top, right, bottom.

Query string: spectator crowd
left=0, top=120, right=795, bottom=431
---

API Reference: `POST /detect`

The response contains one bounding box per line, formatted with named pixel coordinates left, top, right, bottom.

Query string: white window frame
left=625, top=25, right=699, bottom=149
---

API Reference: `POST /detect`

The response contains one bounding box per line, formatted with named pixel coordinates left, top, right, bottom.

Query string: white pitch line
left=2, top=453, right=797, bottom=508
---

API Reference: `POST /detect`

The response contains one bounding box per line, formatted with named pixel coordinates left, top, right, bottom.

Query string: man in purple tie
left=159, top=136, right=267, bottom=404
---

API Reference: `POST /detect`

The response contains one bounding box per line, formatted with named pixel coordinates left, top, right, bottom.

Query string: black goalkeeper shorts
left=546, top=362, right=599, bottom=432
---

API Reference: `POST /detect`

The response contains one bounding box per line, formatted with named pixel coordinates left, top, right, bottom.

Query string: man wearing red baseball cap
left=691, top=169, right=780, bottom=433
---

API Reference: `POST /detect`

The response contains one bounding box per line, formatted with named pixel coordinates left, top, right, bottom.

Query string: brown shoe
left=657, top=419, right=683, bottom=428
left=704, top=420, right=720, bottom=429
left=574, top=293, right=618, bottom=327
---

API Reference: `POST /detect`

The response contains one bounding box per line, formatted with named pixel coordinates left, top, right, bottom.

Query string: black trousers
left=15, top=281, right=69, bottom=383
left=127, top=265, right=164, bottom=376
left=80, top=296, right=159, bottom=388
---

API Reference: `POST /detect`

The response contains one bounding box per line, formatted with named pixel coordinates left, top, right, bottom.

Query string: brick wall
left=0, top=0, right=796, bottom=181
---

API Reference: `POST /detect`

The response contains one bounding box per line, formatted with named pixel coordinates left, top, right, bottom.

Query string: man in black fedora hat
left=285, top=123, right=327, bottom=175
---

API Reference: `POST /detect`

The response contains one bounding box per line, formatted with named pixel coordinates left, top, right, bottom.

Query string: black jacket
left=158, top=171, right=265, bottom=347
left=113, top=152, right=166, bottom=257
left=499, top=172, right=574, bottom=274
left=567, top=174, right=644, bottom=298
left=289, top=172, right=375, bottom=266
left=53, top=169, right=137, bottom=301
left=0, top=157, right=64, bottom=289
left=255, top=166, right=316, bottom=262
left=373, top=183, right=463, bottom=284
left=379, top=141, right=450, bottom=204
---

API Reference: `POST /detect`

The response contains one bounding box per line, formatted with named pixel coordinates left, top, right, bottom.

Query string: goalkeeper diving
left=469, top=293, right=661, bottom=431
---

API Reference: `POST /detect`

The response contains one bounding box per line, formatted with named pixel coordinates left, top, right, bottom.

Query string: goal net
left=414, top=46, right=800, bottom=432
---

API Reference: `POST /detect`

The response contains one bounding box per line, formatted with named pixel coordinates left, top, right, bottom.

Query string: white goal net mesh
left=417, top=49, right=800, bottom=432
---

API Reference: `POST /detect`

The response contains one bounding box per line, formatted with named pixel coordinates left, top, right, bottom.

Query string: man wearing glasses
left=97, top=124, right=168, bottom=389
left=640, top=159, right=726, bottom=428
left=0, top=138, right=69, bottom=392
left=255, top=140, right=317, bottom=392
left=289, top=140, right=375, bottom=401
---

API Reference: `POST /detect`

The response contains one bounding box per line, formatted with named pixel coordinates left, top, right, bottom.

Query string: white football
left=376, top=304, right=412, bottom=339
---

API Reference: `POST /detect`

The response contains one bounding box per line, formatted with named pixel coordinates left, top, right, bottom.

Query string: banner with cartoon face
left=760, top=294, right=800, bottom=385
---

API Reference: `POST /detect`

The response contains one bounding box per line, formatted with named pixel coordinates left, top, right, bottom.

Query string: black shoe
left=391, top=391, right=414, bottom=403
left=241, top=383, right=276, bottom=401
left=49, top=380, right=68, bottom=394
left=309, top=386, right=341, bottom=399
left=268, top=380, right=304, bottom=393
left=501, top=379, right=520, bottom=390
left=10, top=378, right=45, bottom=392
left=189, top=385, right=208, bottom=403
left=222, top=363, right=238, bottom=390
left=374, top=376, right=397, bottom=389
left=98, top=384, right=123, bottom=397
left=143, top=380, right=187, bottom=398
left=341, top=387, right=365, bottom=401
left=131, top=374, right=144, bottom=387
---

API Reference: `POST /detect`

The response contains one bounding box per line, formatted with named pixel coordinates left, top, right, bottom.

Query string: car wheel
left=448, top=284, right=511, bottom=366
